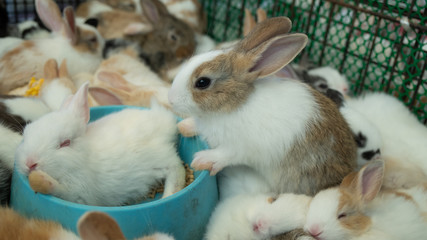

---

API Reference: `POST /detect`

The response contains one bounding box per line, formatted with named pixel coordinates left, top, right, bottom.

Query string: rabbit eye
left=59, top=139, right=71, bottom=148
left=195, top=77, right=212, bottom=89
left=338, top=213, right=347, bottom=219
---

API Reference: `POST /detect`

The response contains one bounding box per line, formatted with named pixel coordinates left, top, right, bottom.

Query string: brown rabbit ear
left=356, top=160, right=385, bottom=202
left=243, top=9, right=256, bottom=37
left=256, top=8, right=267, bottom=22
left=97, top=71, right=132, bottom=92
left=78, top=211, right=126, bottom=240
left=43, top=59, right=59, bottom=80
left=88, top=87, right=124, bottom=106
left=242, top=33, right=308, bottom=78
left=140, top=0, right=170, bottom=23
left=236, top=17, right=293, bottom=53
left=35, top=0, right=64, bottom=33
left=59, top=59, right=69, bottom=79
left=63, top=6, right=78, bottom=45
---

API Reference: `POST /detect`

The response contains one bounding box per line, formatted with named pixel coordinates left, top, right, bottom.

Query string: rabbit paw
left=191, top=150, right=227, bottom=175
left=28, top=170, right=58, bottom=194
left=177, top=117, right=197, bottom=137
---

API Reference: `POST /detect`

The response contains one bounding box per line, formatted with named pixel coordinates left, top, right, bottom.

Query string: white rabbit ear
left=65, top=83, right=90, bottom=123
left=78, top=211, right=126, bottom=240
left=245, top=33, right=308, bottom=78
left=35, top=0, right=64, bottom=33
left=357, top=160, right=384, bottom=202
left=63, top=6, right=78, bottom=45
left=88, top=87, right=123, bottom=106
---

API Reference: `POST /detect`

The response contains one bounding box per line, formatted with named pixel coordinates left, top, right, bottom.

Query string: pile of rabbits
left=1, top=1, right=427, bottom=239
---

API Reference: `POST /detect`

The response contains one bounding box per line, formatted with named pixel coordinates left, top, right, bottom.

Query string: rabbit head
left=124, top=0, right=196, bottom=75
left=36, top=0, right=105, bottom=55
left=16, top=83, right=91, bottom=183
left=168, top=17, right=307, bottom=117
left=304, top=160, right=384, bottom=240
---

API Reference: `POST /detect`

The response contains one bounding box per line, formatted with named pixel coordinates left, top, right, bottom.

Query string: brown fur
left=272, top=228, right=314, bottom=240
left=0, top=207, right=72, bottom=239
left=276, top=90, right=357, bottom=195
left=0, top=41, right=43, bottom=93
left=382, top=156, right=427, bottom=189
left=190, top=53, right=256, bottom=113
left=28, top=170, right=57, bottom=194
left=78, top=211, right=126, bottom=240
left=74, top=28, right=101, bottom=54
left=95, top=10, right=150, bottom=39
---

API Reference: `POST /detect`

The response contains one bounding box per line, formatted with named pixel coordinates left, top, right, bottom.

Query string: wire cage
left=201, top=0, right=427, bottom=124
left=3, top=0, right=427, bottom=124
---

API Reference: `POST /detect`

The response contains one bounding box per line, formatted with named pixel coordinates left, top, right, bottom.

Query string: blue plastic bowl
left=10, top=106, right=218, bottom=240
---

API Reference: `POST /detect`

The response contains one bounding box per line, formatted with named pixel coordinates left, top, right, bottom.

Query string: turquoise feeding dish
left=10, top=105, right=218, bottom=240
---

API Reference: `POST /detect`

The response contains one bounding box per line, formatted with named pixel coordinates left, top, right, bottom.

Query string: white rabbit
left=205, top=192, right=312, bottom=240
left=339, top=103, right=382, bottom=167
left=345, top=92, right=427, bottom=176
left=16, top=83, right=186, bottom=206
left=304, top=160, right=427, bottom=240
left=204, top=193, right=275, bottom=240
left=307, top=66, right=350, bottom=97
left=0, top=0, right=104, bottom=94
left=168, top=17, right=357, bottom=196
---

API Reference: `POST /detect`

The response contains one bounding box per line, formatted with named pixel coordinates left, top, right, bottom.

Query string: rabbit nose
left=26, top=158, right=38, bottom=172
left=308, top=225, right=323, bottom=238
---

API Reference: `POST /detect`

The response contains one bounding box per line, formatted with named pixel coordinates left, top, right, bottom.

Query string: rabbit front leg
left=192, top=148, right=235, bottom=176
left=162, top=162, right=186, bottom=198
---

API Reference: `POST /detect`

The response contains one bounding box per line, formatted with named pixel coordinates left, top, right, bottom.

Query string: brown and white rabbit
left=0, top=0, right=104, bottom=94
left=304, top=160, right=427, bottom=240
left=0, top=206, right=79, bottom=239
left=112, top=0, right=196, bottom=82
left=16, top=83, right=185, bottom=206
left=159, top=0, right=207, bottom=33
left=168, top=17, right=357, bottom=196
left=78, top=211, right=175, bottom=240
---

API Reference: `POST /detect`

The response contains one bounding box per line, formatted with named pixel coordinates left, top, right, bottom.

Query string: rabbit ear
left=63, top=83, right=90, bottom=123
left=63, top=6, right=78, bottom=45
left=275, top=65, right=299, bottom=79
left=78, top=211, right=126, bottom=240
left=236, top=17, right=293, bottom=53
left=58, top=59, right=69, bottom=79
left=357, top=160, right=384, bottom=202
left=256, top=8, right=267, bottom=22
left=240, top=33, right=308, bottom=78
left=88, top=87, right=124, bottom=106
left=141, top=0, right=169, bottom=24
left=35, top=0, right=64, bottom=33
left=97, top=71, right=132, bottom=92
left=243, top=9, right=256, bottom=37
left=43, top=58, right=59, bottom=80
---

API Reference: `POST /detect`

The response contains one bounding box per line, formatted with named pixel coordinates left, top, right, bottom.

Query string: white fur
left=1, top=97, right=51, bottom=122
left=250, top=193, right=312, bottom=238
left=204, top=193, right=274, bottom=240
left=218, top=165, right=273, bottom=201
left=195, top=34, right=217, bottom=54
left=40, top=80, right=74, bottom=111
left=0, top=37, right=23, bottom=58
left=305, top=187, right=427, bottom=240
left=339, top=104, right=382, bottom=167
left=86, top=1, right=114, bottom=17
left=308, top=66, right=349, bottom=96
left=16, top=85, right=185, bottom=206
left=169, top=50, right=319, bottom=192
left=345, top=93, right=427, bottom=175
left=0, top=124, right=23, bottom=170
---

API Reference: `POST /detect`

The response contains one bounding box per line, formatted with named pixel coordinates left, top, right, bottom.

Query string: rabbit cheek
left=175, top=44, right=194, bottom=59
left=74, top=29, right=100, bottom=54
left=339, top=214, right=371, bottom=236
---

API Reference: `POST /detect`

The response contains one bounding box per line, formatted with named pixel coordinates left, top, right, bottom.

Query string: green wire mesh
left=200, top=0, right=427, bottom=124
